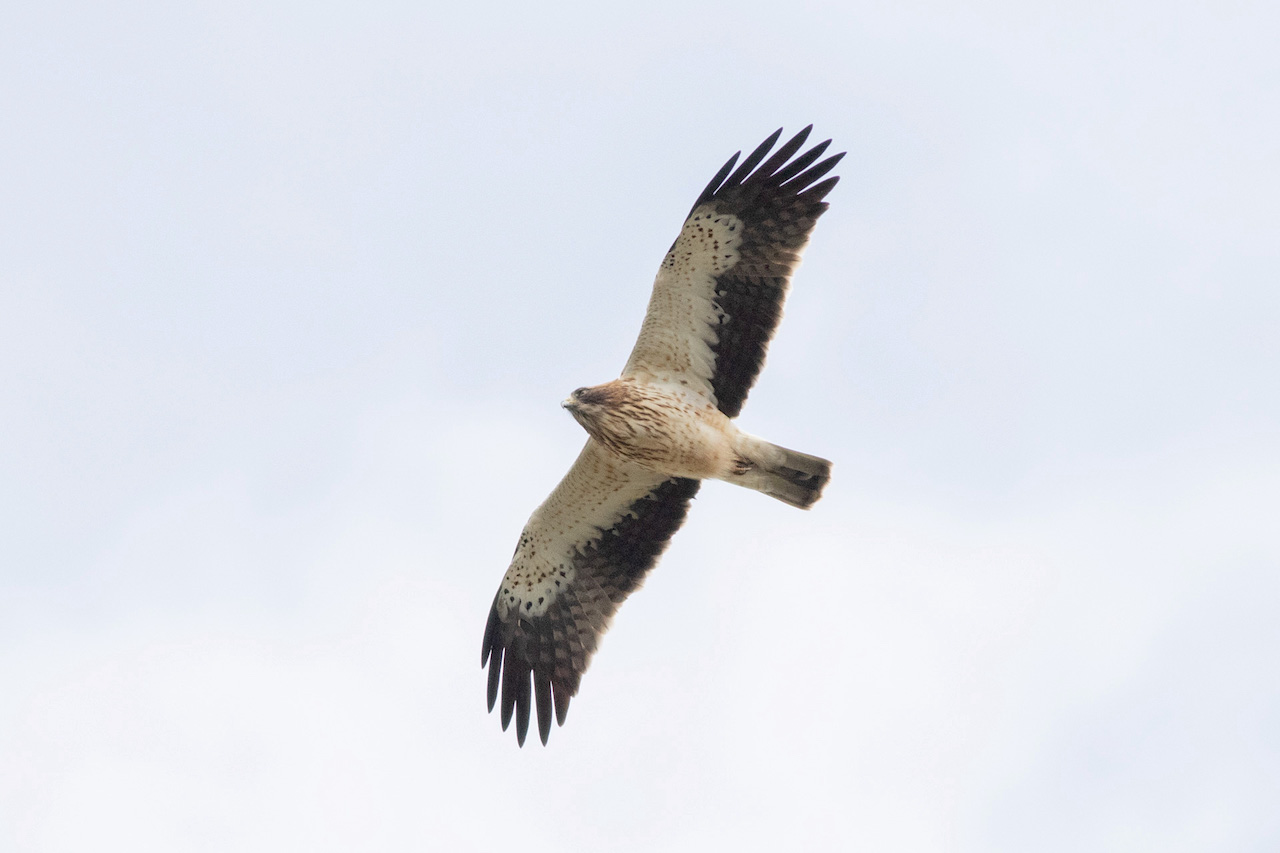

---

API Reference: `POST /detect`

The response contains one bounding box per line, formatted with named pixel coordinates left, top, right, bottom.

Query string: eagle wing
left=482, top=439, right=699, bottom=745
left=622, top=126, right=843, bottom=417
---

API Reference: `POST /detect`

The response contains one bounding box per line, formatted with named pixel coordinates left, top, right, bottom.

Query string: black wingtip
left=694, top=127, right=844, bottom=212
left=753, top=127, right=815, bottom=184
left=800, top=174, right=841, bottom=204
left=783, top=151, right=846, bottom=194
left=789, top=124, right=816, bottom=150
left=769, top=138, right=832, bottom=186
left=554, top=683, right=571, bottom=727
left=500, top=656, right=519, bottom=730
left=723, top=127, right=784, bottom=190
left=514, top=687, right=531, bottom=747
left=481, top=612, right=496, bottom=668
left=535, top=671, right=553, bottom=745
left=692, top=150, right=740, bottom=213
left=486, top=651, right=502, bottom=712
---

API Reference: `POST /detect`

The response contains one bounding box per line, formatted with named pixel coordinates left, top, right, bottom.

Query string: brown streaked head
left=562, top=383, right=623, bottom=412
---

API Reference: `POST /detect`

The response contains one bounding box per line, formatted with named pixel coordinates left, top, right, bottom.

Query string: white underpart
left=623, top=205, right=742, bottom=405
left=496, top=440, right=670, bottom=621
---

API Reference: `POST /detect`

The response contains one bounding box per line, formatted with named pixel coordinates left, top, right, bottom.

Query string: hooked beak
left=561, top=398, right=578, bottom=411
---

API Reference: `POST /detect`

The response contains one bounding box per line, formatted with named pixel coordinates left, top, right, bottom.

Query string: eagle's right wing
left=482, top=440, right=700, bottom=746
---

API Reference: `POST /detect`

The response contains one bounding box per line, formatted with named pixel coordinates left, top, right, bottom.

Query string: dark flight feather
left=693, top=127, right=844, bottom=417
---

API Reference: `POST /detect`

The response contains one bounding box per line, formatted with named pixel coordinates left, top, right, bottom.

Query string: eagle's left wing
left=482, top=440, right=699, bottom=746
left=623, top=126, right=843, bottom=417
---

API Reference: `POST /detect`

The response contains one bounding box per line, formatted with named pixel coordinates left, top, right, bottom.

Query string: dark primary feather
left=481, top=476, right=700, bottom=746
left=695, top=125, right=844, bottom=418
left=721, top=128, right=783, bottom=194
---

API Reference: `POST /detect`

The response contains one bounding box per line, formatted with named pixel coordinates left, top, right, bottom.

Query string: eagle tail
left=734, top=440, right=832, bottom=509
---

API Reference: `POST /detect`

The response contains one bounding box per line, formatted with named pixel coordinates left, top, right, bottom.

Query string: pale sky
left=2, top=1, right=1278, bottom=850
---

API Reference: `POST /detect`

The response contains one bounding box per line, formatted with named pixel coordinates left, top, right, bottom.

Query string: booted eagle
left=483, top=127, right=842, bottom=745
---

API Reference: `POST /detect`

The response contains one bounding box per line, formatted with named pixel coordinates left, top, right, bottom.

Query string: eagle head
left=562, top=382, right=629, bottom=438
left=564, top=385, right=605, bottom=404
left=563, top=384, right=619, bottom=411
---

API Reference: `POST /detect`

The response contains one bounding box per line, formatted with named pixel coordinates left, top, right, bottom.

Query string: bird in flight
left=482, top=126, right=842, bottom=745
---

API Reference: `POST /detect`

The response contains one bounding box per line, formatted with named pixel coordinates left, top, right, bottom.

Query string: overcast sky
left=2, top=1, right=1278, bottom=850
